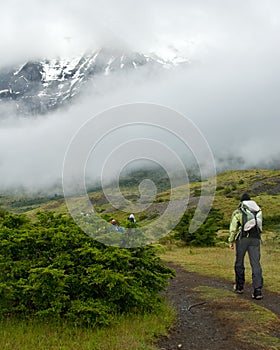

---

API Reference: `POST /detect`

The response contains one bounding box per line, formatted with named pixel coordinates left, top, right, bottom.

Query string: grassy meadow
left=159, top=239, right=280, bottom=293
left=0, top=305, right=175, bottom=350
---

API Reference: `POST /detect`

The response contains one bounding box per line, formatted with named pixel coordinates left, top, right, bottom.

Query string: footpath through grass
left=160, top=240, right=280, bottom=349
left=195, top=286, right=280, bottom=349
left=0, top=304, right=175, bottom=350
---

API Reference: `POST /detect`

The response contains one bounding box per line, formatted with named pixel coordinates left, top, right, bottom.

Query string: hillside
left=1, top=168, right=280, bottom=235
left=1, top=169, right=280, bottom=349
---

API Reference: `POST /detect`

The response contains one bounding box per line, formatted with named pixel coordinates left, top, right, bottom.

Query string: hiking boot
left=233, top=284, right=244, bottom=294
left=252, top=289, right=263, bottom=300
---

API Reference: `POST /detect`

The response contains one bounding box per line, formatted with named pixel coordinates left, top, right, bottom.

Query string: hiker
left=128, top=213, right=136, bottom=223
left=109, top=219, right=125, bottom=233
left=228, top=193, right=263, bottom=299
left=110, top=219, right=117, bottom=226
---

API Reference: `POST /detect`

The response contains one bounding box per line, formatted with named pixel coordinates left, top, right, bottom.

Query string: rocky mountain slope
left=0, top=48, right=185, bottom=116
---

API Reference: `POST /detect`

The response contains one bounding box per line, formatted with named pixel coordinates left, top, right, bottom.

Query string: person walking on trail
left=229, top=193, right=263, bottom=300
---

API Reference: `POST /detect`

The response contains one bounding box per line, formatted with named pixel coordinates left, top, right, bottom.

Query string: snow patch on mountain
left=0, top=48, right=188, bottom=117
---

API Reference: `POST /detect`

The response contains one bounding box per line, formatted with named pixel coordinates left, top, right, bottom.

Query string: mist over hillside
left=0, top=0, right=280, bottom=193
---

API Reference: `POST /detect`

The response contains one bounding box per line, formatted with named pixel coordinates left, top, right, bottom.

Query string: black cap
left=240, top=193, right=251, bottom=201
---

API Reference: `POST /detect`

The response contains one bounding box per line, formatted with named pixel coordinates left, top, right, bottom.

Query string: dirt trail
left=156, top=263, right=280, bottom=350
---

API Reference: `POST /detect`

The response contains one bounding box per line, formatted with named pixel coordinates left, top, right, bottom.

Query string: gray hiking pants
left=235, top=237, right=263, bottom=290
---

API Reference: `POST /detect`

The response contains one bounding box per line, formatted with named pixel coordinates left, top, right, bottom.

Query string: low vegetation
left=159, top=241, right=280, bottom=294
left=172, top=208, right=226, bottom=246
left=0, top=211, right=174, bottom=327
left=0, top=305, right=175, bottom=350
left=0, top=168, right=279, bottom=349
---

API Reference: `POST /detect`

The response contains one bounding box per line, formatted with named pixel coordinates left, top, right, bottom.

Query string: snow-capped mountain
left=0, top=48, right=187, bottom=116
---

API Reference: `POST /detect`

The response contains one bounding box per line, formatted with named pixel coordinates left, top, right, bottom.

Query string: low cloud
left=1, top=0, right=280, bottom=191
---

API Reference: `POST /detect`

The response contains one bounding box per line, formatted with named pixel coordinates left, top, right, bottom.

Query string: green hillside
left=1, top=169, right=280, bottom=235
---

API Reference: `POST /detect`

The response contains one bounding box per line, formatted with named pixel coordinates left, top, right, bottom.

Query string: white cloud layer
left=1, top=0, right=279, bottom=65
left=1, top=0, right=280, bottom=190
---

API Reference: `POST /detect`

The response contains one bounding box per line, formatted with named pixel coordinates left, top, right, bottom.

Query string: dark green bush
left=263, top=215, right=280, bottom=230
left=0, top=211, right=173, bottom=326
left=174, top=208, right=224, bottom=246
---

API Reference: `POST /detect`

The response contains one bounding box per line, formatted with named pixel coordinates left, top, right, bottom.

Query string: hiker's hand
left=229, top=243, right=234, bottom=250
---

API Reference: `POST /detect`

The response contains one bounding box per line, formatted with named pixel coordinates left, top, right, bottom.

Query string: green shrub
left=174, top=208, right=224, bottom=246
left=0, top=211, right=174, bottom=326
left=263, top=215, right=280, bottom=230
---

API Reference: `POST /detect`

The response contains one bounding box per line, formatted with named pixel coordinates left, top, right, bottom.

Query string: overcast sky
left=2, top=0, right=280, bottom=65
left=1, top=0, right=280, bottom=191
